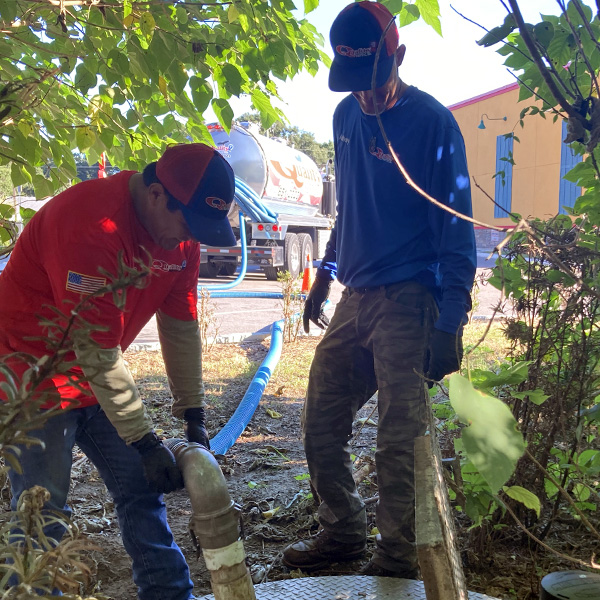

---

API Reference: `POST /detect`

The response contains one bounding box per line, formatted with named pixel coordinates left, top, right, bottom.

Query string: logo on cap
left=206, top=196, right=229, bottom=210
left=336, top=42, right=377, bottom=58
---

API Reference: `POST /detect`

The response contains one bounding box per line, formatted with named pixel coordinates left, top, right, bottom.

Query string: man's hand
left=424, top=329, right=464, bottom=384
left=132, top=432, right=184, bottom=494
left=303, top=277, right=332, bottom=333
left=183, top=407, right=210, bottom=449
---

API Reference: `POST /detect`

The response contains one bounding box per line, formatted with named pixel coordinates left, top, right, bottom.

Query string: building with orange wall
left=448, top=82, right=580, bottom=250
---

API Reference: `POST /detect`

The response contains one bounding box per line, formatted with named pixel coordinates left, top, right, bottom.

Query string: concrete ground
left=131, top=258, right=506, bottom=350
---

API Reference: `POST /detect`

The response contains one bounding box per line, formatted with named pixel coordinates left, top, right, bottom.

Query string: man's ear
left=395, top=44, right=406, bottom=68
left=147, top=182, right=168, bottom=207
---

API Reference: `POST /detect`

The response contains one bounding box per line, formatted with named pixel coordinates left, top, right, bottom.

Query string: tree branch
left=507, top=0, right=586, bottom=125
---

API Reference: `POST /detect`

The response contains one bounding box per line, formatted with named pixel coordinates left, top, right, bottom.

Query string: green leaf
left=251, top=89, right=281, bottom=130
left=140, top=12, right=156, bottom=37
left=383, top=0, right=404, bottom=13
left=219, top=63, right=245, bottom=97
left=10, top=163, right=32, bottom=187
left=74, top=64, right=97, bottom=92
left=76, top=127, right=96, bottom=152
left=303, top=0, right=319, bottom=13
left=477, top=18, right=517, bottom=47
left=512, top=389, right=549, bottom=406
left=32, top=175, right=54, bottom=200
left=449, top=374, right=526, bottom=494
left=533, top=21, right=554, bottom=49
left=503, top=485, right=541, bottom=517
left=470, top=361, right=531, bottom=391
left=18, top=207, right=36, bottom=222
left=175, top=6, right=188, bottom=24
left=399, top=4, right=420, bottom=28
left=211, top=98, right=234, bottom=131
left=415, top=0, right=441, bottom=36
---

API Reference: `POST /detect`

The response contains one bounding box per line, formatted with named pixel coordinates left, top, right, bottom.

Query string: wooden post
left=414, top=399, right=468, bottom=600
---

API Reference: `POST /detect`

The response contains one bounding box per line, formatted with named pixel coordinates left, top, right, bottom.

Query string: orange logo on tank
left=270, top=160, right=320, bottom=188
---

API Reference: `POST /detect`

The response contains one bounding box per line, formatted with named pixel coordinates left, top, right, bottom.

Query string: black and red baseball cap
left=329, top=1, right=399, bottom=92
left=156, top=143, right=236, bottom=247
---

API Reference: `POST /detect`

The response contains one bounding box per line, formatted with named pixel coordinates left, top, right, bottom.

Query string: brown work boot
left=282, top=530, right=366, bottom=571
left=359, top=559, right=420, bottom=579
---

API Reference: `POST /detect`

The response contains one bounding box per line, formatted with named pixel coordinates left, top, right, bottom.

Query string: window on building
left=559, top=120, right=582, bottom=215
left=494, top=134, right=514, bottom=218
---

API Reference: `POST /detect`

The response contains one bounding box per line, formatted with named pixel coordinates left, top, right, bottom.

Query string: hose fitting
left=165, top=439, right=256, bottom=600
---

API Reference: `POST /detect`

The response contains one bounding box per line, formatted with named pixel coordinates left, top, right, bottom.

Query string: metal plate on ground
left=197, top=575, right=500, bottom=599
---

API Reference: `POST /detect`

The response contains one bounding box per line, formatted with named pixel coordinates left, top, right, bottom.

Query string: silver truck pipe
left=165, top=439, right=256, bottom=600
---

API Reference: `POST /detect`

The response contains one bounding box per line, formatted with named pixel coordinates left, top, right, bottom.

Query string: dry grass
left=124, top=319, right=508, bottom=435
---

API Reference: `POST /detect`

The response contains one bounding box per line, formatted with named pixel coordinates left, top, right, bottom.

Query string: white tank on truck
left=202, top=122, right=335, bottom=280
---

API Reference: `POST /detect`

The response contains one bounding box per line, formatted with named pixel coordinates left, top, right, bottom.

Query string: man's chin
left=161, top=240, right=180, bottom=251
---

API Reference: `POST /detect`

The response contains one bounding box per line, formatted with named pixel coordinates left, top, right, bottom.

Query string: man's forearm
left=156, top=310, right=205, bottom=419
left=75, top=344, right=153, bottom=444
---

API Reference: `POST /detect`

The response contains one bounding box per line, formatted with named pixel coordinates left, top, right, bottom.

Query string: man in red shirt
left=0, top=143, right=236, bottom=600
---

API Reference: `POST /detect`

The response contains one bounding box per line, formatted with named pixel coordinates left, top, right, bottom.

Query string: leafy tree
left=435, top=0, right=600, bottom=568
left=238, top=111, right=334, bottom=170
left=0, top=0, right=328, bottom=197
left=0, top=0, right=442, bottom=199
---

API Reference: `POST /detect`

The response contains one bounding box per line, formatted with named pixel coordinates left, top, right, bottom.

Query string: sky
left=220, top=1, right=594, bottom=143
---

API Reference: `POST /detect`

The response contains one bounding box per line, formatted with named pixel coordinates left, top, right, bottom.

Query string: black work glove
left=424, top=329, right=464, bottom=385
left=132, top=432, right=184, bottom=494
left=183, top=407, right=210, bottom=450
left=303, top=276, right=332, bottom=333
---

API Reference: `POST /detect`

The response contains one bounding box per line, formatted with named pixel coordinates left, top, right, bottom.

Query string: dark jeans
left=7, top=405, right=194, bottom=600
left=302, top=282, right=437, bottom=574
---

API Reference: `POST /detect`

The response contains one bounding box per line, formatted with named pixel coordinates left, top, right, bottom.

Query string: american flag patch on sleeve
left=66, top=271, right=107, bottom=294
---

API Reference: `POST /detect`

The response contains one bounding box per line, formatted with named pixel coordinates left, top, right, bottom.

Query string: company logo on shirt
left=152, top=259, right=187, bottom=272
left=369, top=136, right=393, bottom=164
left=339, top=135, right=350, bottom=145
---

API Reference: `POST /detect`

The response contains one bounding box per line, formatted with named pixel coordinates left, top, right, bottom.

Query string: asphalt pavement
left=130, top=256, right=504, bottom=350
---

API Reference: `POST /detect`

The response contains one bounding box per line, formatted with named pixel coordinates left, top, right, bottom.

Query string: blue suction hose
left=197, top=178, right=326, bottom=454
left=209, top=319, right=284, bottom=456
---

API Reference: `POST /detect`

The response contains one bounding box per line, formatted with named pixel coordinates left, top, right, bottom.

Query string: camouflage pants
left=302, top=281, right=437, bottom=573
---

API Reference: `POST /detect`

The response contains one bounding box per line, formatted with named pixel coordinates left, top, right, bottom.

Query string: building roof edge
left=447, top=82, right=520, bottom=112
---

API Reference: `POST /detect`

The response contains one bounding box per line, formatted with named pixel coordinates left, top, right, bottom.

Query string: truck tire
left=284, top=233, right=301, bottom=279
left=219, top=262, right=237, bottom=277
left=297, top=233, right=313, bottom=272
left=263, top=266, right=279, bottom=281
left=199, top=260, right=219, bottom=278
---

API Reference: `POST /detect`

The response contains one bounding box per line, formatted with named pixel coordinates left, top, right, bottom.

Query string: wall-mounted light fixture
left=478, top=114, right=507, bottom=129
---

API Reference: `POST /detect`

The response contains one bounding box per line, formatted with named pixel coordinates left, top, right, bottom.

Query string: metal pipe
left=165, top=439, right=256, bottom=600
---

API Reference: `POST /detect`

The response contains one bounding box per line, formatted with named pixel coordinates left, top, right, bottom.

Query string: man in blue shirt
left=282, top=1, right=476, bottom=579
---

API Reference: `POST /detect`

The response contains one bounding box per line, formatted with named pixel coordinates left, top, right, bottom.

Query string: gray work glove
left=184, top=407, right=210, bottom=450
left=303, top=276, right=332, bottom=333
left=132, top=432, right=184, bottom=494
left=424, top=329, right=464, bottom=385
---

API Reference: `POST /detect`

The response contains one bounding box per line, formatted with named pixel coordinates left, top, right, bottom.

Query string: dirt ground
left=3, top=336, right=596, bottom=600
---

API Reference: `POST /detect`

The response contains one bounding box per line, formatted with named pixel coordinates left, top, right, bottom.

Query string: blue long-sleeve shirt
left=318, top=86, right=477, bottom=335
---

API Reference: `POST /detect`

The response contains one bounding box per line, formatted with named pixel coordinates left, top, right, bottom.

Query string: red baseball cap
left=156, top=143, right=236, bottom=247
left=329, top=1, right=399, bottom=92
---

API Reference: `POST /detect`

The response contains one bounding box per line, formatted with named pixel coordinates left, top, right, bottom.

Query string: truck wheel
left=297, top=233, right=313, bottom=272
left=199, top=261, right=219, bottom=278
left=219, top=262, right=237, bottom=277
left=263, top=266, right=279, bottom=281
left=284, top=233, right=301, bottom=279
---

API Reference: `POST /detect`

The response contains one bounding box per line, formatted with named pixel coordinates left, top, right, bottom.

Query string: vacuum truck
left=201, top=122, right=335, bottom=280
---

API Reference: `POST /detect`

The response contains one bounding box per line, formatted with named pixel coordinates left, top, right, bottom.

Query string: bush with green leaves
left=432, top=1, right=600, bottom=568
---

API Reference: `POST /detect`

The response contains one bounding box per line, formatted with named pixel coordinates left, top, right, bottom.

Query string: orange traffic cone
left=301, top=253, right=314, bottom=293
